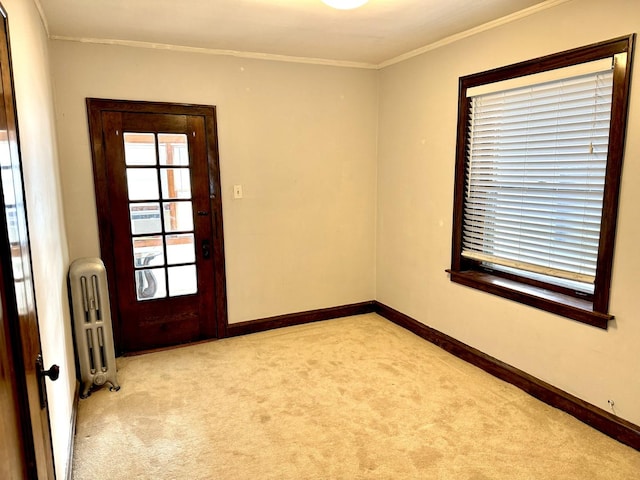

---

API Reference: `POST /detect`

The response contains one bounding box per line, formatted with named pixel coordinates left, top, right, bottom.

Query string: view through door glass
left=125, top=132, right=198, bottom=300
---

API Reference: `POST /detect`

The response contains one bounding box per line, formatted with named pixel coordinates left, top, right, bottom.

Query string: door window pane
left=133, top=236, right=164, bottom=267
left=135, top=267, right=167, bottom=301
left=166, top=234, right=195, bottom=265
left=130, top=203, right=161, bottom=235
left=163, top=201, right=193, bottom=232
left=159, top=134, right=189, bottom=166
left=168, top=265, right=197, bottom=296
left=124, top=133, right=156, bottom=166
left=161, top=168, right=191, bottom=199
left=127, top=168, right=159, bottom=201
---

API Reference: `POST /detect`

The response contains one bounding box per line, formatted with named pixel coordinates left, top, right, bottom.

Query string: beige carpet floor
left=72, top=314, right=640, bottom=479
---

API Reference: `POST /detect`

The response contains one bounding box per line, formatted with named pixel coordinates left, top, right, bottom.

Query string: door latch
left=36, top=354, right=59, bottom=409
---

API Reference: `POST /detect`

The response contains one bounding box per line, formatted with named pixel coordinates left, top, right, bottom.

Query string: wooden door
left=0, top=4, right=56, bottom=478
left=87, top=100, right=228, bottom=353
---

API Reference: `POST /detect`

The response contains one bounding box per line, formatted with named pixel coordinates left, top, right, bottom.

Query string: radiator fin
left=86, top=330, right=95, bottom=374
left=80, top=276, right=90, bottom=323
left=92, top=275, right=102, bottom=321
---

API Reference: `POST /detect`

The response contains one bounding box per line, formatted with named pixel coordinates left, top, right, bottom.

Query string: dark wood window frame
left=448, top=35, right=635, bottom=329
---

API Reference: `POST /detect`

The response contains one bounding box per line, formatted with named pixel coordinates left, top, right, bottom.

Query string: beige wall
left=4, top=1, right=75, bottom=479
left=50, top=43, right=378, bottom=324
left=377, top=0, right=640, bottom=426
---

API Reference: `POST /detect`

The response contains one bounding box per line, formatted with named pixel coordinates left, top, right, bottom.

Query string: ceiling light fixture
left=321, top=0, right=369, bottom=10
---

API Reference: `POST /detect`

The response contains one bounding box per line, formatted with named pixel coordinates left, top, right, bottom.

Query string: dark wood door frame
left=87, top=99, right=228, bottom=353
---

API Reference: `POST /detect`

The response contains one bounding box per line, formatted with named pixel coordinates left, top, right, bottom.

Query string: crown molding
left=377, top=0, right=572, bottom=69
left=48, top=35, right=378, bottom=70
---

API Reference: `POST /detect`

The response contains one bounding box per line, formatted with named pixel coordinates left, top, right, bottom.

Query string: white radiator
left=69, top=257, right=120, bottom=398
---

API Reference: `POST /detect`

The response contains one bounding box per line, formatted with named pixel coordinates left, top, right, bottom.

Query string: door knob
left=41, top=364, right=60, bottom=381
left=36, top=354, right=59, bottom=381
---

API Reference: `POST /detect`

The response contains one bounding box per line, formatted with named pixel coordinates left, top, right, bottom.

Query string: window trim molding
left=449, top=35, right=635, bottom=328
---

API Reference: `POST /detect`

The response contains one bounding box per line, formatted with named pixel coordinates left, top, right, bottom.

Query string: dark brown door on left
left=0, top=3, right=56, bottom=478
left=88, top=100, right=228, bottom=353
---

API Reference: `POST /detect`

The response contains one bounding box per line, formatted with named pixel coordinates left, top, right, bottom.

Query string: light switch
left=233, top=184, right=243, bottom=199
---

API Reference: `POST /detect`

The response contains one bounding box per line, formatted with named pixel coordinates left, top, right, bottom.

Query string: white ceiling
left=38, top=0, right=551, bottom=67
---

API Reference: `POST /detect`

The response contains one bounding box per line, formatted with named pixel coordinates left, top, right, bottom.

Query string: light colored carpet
left=72, top=314, right=640, bottom=479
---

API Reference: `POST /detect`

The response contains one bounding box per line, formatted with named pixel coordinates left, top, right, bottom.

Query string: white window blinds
left=461, top=64, right=614, bottom=292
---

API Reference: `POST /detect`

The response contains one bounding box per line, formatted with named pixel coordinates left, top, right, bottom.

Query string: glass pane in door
left=124, top=133, right=156, bottom=166
left=163, top=202, right=193, bottom=232
left=135, top=267, right=167, bottom=301
left=160, top=168, right=191, bottom=199
left=159, top=134, right=189, bottom=166
left=130, top=203, right=162, bottom=235
left=166, top=234, right=195, bottom=265
left=132, top=236, right=164, bottom=267
left=126, top=168, right=159, bottom=201
left=168, top=265, right=197, bottom=296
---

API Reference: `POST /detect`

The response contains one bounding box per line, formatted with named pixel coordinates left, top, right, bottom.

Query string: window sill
left=446, top=270, right=613, bottom=329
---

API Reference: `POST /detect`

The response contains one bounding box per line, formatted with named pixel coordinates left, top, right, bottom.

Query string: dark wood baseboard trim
left=226, top=301, right=376, bottom=337
left=374, top=301, right=640, bottom=451
left=66, top=381, right=81, bottom=480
